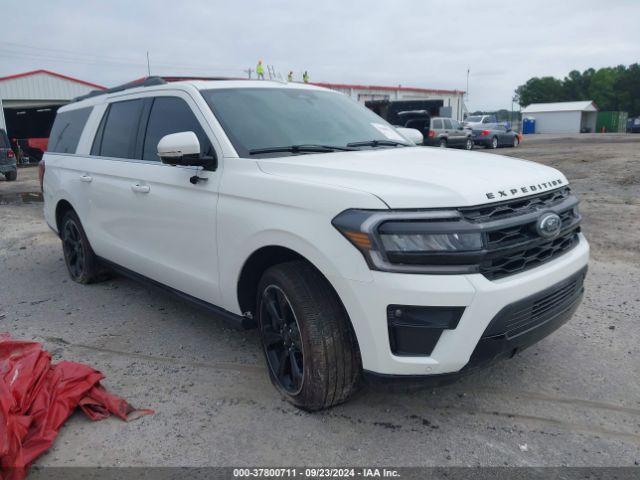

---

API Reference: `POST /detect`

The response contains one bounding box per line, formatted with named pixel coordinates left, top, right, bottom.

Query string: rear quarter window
left=47, top=107, right=92, bottom=153
left=432, top=119, right=443, bottom=129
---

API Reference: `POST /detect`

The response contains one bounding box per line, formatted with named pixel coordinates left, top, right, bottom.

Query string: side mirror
left=158, top=131, right=212, bottom=168
left=396, top=127, right=424, bottom=145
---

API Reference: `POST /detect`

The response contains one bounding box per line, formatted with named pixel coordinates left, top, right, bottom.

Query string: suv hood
left=257, top=147, right=568, bottom=209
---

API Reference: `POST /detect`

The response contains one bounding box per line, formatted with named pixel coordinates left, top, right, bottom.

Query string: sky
left=1, top=0, right=639, bottom=111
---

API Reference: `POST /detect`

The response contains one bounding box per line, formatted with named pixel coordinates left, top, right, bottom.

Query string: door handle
left=80, top=174, right=93, bottom=183
left=131, top=183, right=150, bottom=194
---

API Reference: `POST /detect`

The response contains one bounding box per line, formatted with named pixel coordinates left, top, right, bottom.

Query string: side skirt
left=97, top=257, right=256, bottom=330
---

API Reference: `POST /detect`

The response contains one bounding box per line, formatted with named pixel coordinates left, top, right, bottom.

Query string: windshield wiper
left=249, top=144, right=356, bottom=155
left=346, top=139, right=410, bottom=148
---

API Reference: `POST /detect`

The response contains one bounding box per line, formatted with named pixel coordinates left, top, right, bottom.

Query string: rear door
left=443, top=118, right=462, bottom=146
left=88, top=92, right=222, bottom=304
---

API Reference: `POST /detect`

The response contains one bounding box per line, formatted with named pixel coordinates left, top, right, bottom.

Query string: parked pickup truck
left=42, top=78, right=589, bottom=410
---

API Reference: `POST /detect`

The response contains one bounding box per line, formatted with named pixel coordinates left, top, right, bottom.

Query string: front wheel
left=257, top=261, right=360, bottom=410
left=4, top=170, right=17, bottom=181
left=438, top=138, right=447, bottom=148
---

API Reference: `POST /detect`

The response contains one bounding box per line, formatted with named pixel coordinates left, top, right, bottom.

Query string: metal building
left=0, top=70, right=105, bottom=157
left=521, top=101, right=598, bottom=134
left=314, top=82, right=467, bottom=121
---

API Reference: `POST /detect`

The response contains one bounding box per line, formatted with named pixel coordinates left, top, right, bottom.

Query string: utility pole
left=146, top=51, right=151, bottom=76
left=244, top=68, right=254, bottom=79
left=466, top=68, right=470, bottom=106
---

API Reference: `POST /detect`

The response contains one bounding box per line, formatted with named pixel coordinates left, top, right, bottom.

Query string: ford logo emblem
left=536, top=212, right=562, bottom=239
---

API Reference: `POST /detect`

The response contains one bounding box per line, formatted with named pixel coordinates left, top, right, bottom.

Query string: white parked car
left=42, top=78, right=589, bottom=410
left=463, top=114, right=498, bottom=129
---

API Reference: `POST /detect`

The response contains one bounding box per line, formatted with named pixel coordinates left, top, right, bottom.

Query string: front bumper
left=331, top=233, right=589, bottom=376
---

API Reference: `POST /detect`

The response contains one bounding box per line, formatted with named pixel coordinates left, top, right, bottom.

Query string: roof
left=522, top=101, right=597, bottom=113
left=0, top=69, right=106, bottom=90
left=312, top=82, right=464, bottom=95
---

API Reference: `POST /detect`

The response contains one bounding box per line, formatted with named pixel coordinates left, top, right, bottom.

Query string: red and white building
left=314, top=82, right=467, bottom=121
left=0, top=70, right=105, bottom=148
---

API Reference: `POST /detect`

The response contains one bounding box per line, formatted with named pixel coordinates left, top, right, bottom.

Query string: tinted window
left=0, top=129, right=9, bottom=148
left=100, top=100, right=144, bottom=159
left=47, top=107, right=92, bottom=153
left=432, top=119, right=443, bottom=129
left=90, top=109, right=108, bottom=156
left=451, top=120, right=460, bottom=129
left=443, top=119, right=453, bottom=129
left=482, top=117, right=491, bottom=124
left=201, top=88, right=410, bottom=158
left=466, top=116, right=481, bottom=122
left=142, top=97, right=212, bottom=161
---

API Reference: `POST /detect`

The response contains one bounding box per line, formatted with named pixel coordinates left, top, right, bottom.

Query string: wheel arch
left=236, top=245, right=361, bottom=353
left=55, top=199, right=76, bottom=232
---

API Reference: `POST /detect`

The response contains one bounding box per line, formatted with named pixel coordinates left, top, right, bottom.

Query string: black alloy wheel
left=259, top=285, right=304, bottom=394
left=62, top=218, right=86, bottom=281
left=60, top=210, right=106, bottom=284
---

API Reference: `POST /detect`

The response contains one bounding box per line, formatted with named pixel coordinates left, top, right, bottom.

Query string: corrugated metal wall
left=527, top=111, right=582, bottom=134
left=0, top=72, right=97, bottom=102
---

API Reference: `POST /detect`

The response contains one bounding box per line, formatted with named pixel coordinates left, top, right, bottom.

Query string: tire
left=256, top=261, right=360, bottom=410
left=4, top=170, right=17, bottom=181
left=488, top=136, right=498, bottom=149
left=464, top=137, right=474, bottom=150
left=438, top=138, right=447, bottom=148
left=512, top=136, right=520, bottom=147
left=60, top=210, right=106, bottom=284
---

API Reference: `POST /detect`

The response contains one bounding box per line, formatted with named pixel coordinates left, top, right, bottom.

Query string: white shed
left=521, top=101, right=598, bottom=134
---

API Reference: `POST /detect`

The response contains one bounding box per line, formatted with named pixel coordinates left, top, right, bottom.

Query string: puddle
left=0, top=192, right=44, bottom=205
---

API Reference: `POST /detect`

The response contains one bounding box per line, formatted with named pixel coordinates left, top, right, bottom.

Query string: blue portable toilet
left=522, top=117, right=536, bottom=134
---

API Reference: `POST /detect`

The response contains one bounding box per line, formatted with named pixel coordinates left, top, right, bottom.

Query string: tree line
left=515, top=64, right=640, bottom=116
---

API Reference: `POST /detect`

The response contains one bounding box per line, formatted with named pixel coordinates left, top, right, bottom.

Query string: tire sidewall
left=491, top=137, right=498, bottom=149
left=256, top=269, right=323, bottom=408
left=61, top=211, right=95, bottom=283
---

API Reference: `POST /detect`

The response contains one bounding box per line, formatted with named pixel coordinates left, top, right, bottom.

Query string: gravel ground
left=1, top=135, right=639, bottom=468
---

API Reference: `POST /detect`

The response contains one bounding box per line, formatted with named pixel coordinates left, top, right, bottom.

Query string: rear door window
left=142, top=97, right=212, bottom=161
left=432, top=119, right=443, bottom=129
left=47, top=107, right=92, bottom=153
left=98, top=99, right=144, bottom=159
left=443, top=119, right=453, bottom=129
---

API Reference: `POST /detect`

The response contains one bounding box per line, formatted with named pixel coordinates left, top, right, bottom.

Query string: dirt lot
left=1, top=134, right=639, bottom=468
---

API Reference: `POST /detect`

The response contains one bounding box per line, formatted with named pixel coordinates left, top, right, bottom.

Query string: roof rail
left=72, top=76, right=167, bottom=102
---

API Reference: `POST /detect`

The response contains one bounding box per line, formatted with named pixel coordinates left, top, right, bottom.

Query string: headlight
left=332, top=209, right=485, bottom=274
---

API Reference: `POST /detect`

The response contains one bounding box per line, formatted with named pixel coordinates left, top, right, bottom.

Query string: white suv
left=42, top=78, right=589, bottom=410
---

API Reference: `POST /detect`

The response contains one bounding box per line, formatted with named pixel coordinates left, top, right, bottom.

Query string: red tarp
left=0, top=333, right=152, bottom=480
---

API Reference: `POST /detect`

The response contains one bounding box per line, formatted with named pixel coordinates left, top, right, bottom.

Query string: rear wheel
left=438, top=138, right=447, bottom=148
left=257, top=261, right=360, bottom=410
left=4, top=170, right=17, bottom=181
left=489, top=136, right=498, bottom=149
left=465, top=138, right=474, bottom=150
left=60, top=210, right=106, bottom=284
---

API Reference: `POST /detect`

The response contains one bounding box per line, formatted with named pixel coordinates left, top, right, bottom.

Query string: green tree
left=515, top=76, right=565, bottom=107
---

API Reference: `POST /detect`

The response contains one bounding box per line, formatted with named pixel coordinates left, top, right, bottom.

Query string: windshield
left=201, top=87, right=410, bottom=157
left=465, top=116, right=482, bottom=122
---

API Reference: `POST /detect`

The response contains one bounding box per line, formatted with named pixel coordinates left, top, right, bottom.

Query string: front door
left=89, top=93, right=222, bottom=305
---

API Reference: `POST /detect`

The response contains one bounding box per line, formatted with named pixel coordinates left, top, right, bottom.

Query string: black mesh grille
left=483, top=267, right=586, bottom=339
left=466, top=187, right=581, bottom=280
left=460, top=187, right=571, bottom=223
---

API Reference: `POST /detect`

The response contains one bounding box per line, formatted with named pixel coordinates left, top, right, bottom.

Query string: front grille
left=460, top=187, right=571, bottom=223
left=483, top=267, right=586, bottom=339
left=462, top=187, right=582, bottom=280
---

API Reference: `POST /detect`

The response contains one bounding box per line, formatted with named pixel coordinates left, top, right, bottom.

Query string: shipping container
left=596, top=111, right=628, bottom=133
